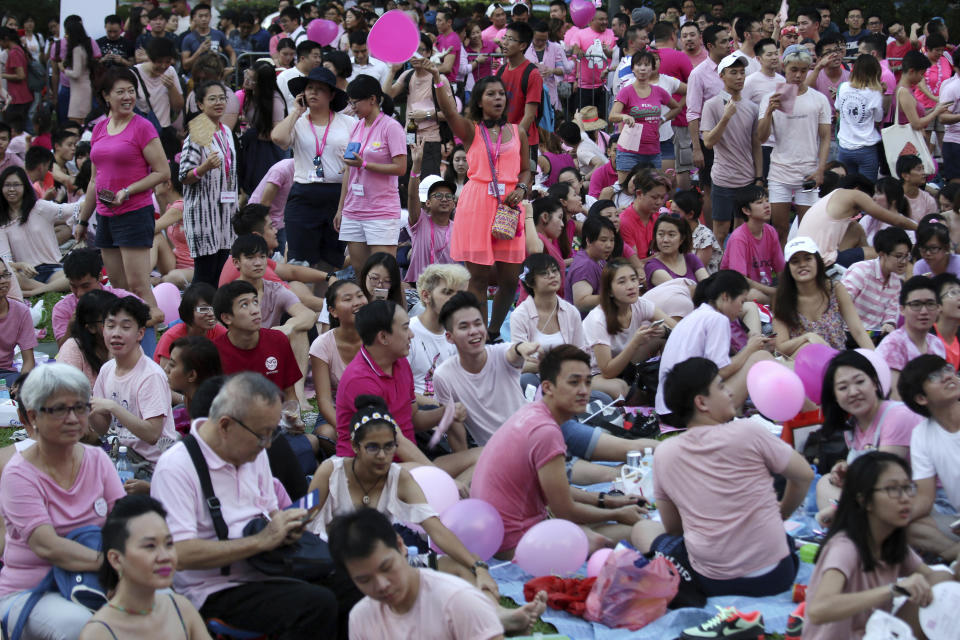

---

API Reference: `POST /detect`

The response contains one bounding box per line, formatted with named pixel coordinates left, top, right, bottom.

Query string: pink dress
left=451, top=124, right=525, bottom=265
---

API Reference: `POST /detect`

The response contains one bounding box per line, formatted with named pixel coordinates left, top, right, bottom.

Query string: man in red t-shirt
left=497, top=22, right=543, bottom=172
left=0, top=28, right=33, bottom=123
left=886, top=22, right=917, bottom=76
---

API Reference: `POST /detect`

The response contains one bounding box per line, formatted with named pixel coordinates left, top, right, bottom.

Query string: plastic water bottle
left=116, top=446, right=134, bottom=483
left=406, top=546, right=429, bottom=568
left=0, top=379, right=10, bottom=401
left=639, top=447, right=655, bottom=498
left=805, top=465, right=821, bottom=519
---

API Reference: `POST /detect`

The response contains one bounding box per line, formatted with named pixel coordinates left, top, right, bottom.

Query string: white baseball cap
left=784, top=236, right=821, bottom=262
left=418, top=175, right=444, bottom=202
left=717, top=52, right=748, bottom=75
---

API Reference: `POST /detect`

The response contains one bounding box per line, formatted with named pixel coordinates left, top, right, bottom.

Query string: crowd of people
left=2, top=0, right=960, bottom=638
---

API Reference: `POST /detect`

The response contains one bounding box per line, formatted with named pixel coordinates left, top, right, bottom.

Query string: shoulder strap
left=88, top=620, right=120, bottom=640
left=520, top=61, right=535, bottom=98
left=182, top=434, right=231, bottom=576
left=2, top=570, right=55, bottom=640
left=130, top=67, right=157, bottom=116
left=168, top=594, right=188, bottom=638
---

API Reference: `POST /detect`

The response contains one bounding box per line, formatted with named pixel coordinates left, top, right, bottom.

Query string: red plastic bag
left=523, top=576, right=597, bottom=617
left=584, top=549, right=679, bottom=631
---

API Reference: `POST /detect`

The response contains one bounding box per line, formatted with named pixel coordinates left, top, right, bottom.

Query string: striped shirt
left=841, top=258, right=901, bottom=330
left=178, top=130, right=238, bottom=258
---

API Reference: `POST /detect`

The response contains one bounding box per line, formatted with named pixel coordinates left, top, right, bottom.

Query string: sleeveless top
left=311, top=457, right=437, bottom=539
left=87, top=594, right=187, bottom=640
left=788, top=283, right=848, bottom=350
left=540, top=150, right=576, bottom=188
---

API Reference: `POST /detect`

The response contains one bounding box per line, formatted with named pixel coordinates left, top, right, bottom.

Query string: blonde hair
left=417, top=264, right=471, bottom=297
left=849, top=54, right=883, bottom=91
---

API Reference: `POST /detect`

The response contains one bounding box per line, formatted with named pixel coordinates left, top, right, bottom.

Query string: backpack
left=496, top=60, right=554, bottom=133
left=399, top=70, right=454, bottom=144
left=26, top=58, right=46, bottom=92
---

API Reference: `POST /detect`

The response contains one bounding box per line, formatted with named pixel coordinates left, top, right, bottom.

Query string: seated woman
left=58, top=289, right=118, bottom=387
left=0, top=364, right=125, bottom=637
left=547, top=180, right=586, bottom=253
left=672, top=188, right=722, bottom=274
left=151, top=163, right=194, bottom=289
left=914, top=215, right=960, bottom=277
left=522, top=197, right=570, bottom=297
left=308, top=396, right=548, bottom=635
left=773, top=237, right=874, bottom=356
left=644, top=214, right=708, bottom=289
left=584, top=258, right=673, bottom=401
left=860, top=177, right=912, bottom=247
left=78, top=495, right=211, bottom=640
left=588, top=199, right=643, bottom=273
left=0, top=166, right=79, bottom=296
left=815, top=351, right=921, bottom=527
left=310, top=280, right=367, bottom=429
left=805, top=452, right=956, bottom=639
left=359, top=252, right=405, bottom=307
left=164, top=336, right=223, bottom=435
left=598, top=163, right=643, bottom=212
left=152, top=283, right=227, bottom=369
left=719, top=186, right=784, bottom=305
left=0, top=257, right=35, bottom=386
left=565, top=215, right=617, bottom=317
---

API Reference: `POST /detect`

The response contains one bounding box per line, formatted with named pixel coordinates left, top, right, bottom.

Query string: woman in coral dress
left=430, top=61, right=531, bottom=340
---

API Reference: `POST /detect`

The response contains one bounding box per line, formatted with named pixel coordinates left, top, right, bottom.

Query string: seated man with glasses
left=896, top=354, right=960, bottom=562
left=841, top=228, right=913, bottom=337
left=877, top=276, right=946, bottom=400
left=90, top=297, right=179, bottom=488
left=151, top=372, right=362, bottom=638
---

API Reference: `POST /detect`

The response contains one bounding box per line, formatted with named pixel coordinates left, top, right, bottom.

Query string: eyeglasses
left=367, top=274, right=391, bottom=288
left=927, top=364, right=957, bottom=384
left=195, top=305, right=214, bottom=314
left=821, top=48, right=843, bottom=56
left=230, top=415, right=281, bottom=448
left=362, top=441, right=398, bottom=455
left=431, top=193, right=455, bottom=201
left=942, top=288, right=960, bottom=300
left=38, top=402, right=92, bottom=420
left=920, top=244, right=945, bottom=255
left=2, top=182, right=23, bottom=189
left=873, top=482, right=918, bottom=499
left=904, top=299, right=939, bottom=311
left=205, top=95, right=228, bottom=104
left=500, top=36, right=518, bottom=43
left=0, top=272, right=11, bottom=281
left=887, top=252, right=911, bottom=263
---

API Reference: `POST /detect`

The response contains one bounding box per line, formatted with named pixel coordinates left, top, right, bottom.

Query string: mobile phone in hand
left=344, top=142, right=361, bottom=159
left=649, top=319, right=665, bottom=327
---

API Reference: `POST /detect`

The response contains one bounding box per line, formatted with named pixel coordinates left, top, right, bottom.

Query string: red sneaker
left=784, top=601, right=805, bottom=640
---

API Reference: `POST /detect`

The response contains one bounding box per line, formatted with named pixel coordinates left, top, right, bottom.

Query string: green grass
left=499, top=596, right=558, bottom=634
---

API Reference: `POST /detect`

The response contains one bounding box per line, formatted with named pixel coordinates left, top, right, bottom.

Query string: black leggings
left=192, top=251, right=230, bottom=287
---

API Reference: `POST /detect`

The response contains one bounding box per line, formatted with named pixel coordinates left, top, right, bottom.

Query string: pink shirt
left=89, top=116, right=159, bottom=217
left=848, top=401, right=920, bottom=458
left=686, top=56, right=724, bottom=121
left=348, top=569, right=503, bottom=640
left=435, top=31, right=462, bottom=84
left=93, top=351, right=179, bottom=464
left=470, top=401, right=568, bottom=552
left=906, top=190, right=938, bottom=222
left=720, top=223, right=785, bottom=285
left=0, top=446, right=124, bottom=597
left=259, top=280, right=300, bottom=328
left=308, top=329, right=349, bottom=389
left=52, top=285, right=140, bottom=341
left=341, top=115, right=407, bottom=221
left=656, top=303, right=732, bottom=414
left=795, top=189, right=850, bottom=266
left=582, top=298, right=655, bottom=375
left=0, top=151, right=24, bottom=174
left=153, top=322, right=227, bottom=363
left=700, top=94, right=759, bottom=187
left=0, top=200, right=79, bottom=266
left=481, top=25, right=505, bottom=46
left=54, top=39, right=101, bottom=88
left=433, top=344, right=525, bottom=445
left=614, top=84, right=673, bottom=155
left=840, top=258, right=902, bottom=329
left=877, top=327, right=946, bottom=371
left=151, top=422, right=279, bottom=608
left=510, top=296, right=587, bottom=352
left=4, top=46, right=32, bottom=105
left=814, top=67, right=851, bottom=114
left=570, top=27, right=616, bottom=89
left=588, top=160, right=617, bottom=197
left=939, top=76, right=960, bottom=144
left=0, top=298, right=38, bottom=370
left=404, top=212, right=453, bottom=283
left=619, top=204, right=659, bottom=258
left=249, top=159, right=294, bottom=231
left=916, top=55, right=952, bottom=109
left=653, top=418, right=795, bottom=579
left=57, top=337, right=98, bottom=386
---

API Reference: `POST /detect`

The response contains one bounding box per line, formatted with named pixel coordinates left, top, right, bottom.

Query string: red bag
left=523, top=576, right=597, bottom=617
left=584, top=549, right=679, bottom=631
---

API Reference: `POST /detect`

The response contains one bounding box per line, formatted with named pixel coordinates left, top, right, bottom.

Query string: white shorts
left=338, top=216, right=401, bottom=245
left=768, top=180, right=820, bottom=207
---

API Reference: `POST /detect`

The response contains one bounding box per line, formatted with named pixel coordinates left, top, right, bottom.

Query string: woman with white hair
left=0, top=363, right=125, bottom=637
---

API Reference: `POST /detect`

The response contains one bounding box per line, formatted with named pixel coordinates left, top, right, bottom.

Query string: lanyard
left=478, top=124, right=503, bottom=195
left=355, top=112, right=384, bottom=161
left=214, top=124, right=231, bottom=178
left=429, top=214, right=436, bottom=263
left=309, top=111, right=335, bottom=158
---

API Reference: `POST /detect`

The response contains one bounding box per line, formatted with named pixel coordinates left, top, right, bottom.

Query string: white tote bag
left=881, top=87, right=936, bottom=176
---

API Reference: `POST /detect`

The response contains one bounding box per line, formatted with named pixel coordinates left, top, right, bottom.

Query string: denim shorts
left=560, top=419, right=603, bottom=459
left=33, top=263, right=63, bottom=283
left=943, top=142, right=960, bottom=181
left=95, top=205, right=156, bottom=249
left=660, top=137, right=676, bottom=160
left=616, top=149, right=661, bottom=172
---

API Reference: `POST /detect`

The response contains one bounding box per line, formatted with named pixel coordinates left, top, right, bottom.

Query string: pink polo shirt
left=341, top=115, right=407, bottom=222
left=335, top=347, right=415, bottom=457
left=151, top=422, right=278, bottom=609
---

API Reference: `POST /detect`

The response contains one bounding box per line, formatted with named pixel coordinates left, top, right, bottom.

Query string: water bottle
left=805, top=465, right=821, bottom=519
left=639, top=447, right=655, bottom=498
left=406, top=546, right=430, bottom=568
left=759, top=269, right=770, bottom=287
left=0, top=379, right=10, bottom=401
left=116, top=446, right=134, bottom=483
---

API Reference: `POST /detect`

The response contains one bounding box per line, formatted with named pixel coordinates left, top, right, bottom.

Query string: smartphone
left=801, top=178, right=817, bottom=192
left=301, top=505, right=321, bottom=525
left=650, top=319, right=666, bottom=327
left=97, top=189, right=115, bottom=205
left=373, top=288, right=389, bottom=300
left=344, top=142, right=361, bottom=159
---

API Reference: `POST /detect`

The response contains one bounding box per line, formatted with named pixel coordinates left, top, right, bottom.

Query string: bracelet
left=513, top=342, right=522, bottom=358
left=78, top=219, right=89, bottom=227
left=362, top=160, right=368, bottom=169
left=598, top=491, right=606, bottom=508
left=193, top=168, right=201, bottom=180
left=410, top=172, right=420, bottom=179
left=324, top=272, right=334, bottom=283
left=434, top=81, right=444, bottom=89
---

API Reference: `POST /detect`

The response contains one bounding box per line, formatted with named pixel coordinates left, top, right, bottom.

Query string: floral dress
left=788, top=283, right=848, bottom=350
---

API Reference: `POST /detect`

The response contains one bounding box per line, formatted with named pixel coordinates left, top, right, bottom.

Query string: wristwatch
left=517, top=182, right=529, bottom=193
left=471, top=560, right=489, bottom=575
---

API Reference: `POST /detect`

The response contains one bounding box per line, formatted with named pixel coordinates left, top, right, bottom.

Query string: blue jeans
left=838, top=144, right=880, bottom=181
left=616, top=149, right=661, bottom=172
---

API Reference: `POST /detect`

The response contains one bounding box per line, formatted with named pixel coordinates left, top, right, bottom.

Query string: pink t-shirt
left=614, top=84, right=673, bottom=155
left=481, top=25, right=506, bottom=46
left=162, top=201, right=193, bottom=270
left=308, top=329, right=349, bottom=389
left=151, top=422, right=278, bottom=609
left=57, top=337, right=98, bottom=387
left=848, top=401, right=921, bottom=459
left=720, top=223, right=785, bottom=285
left=341, top=114, right=407, bottom=221
left=435, top=32, right=463, bottom=85
left=93, top=351, right=179, bottom=464
left=804, top=533, right=922, bottom=640
left=700, top=94, right=760, bottom=187
left=814, top=67, right=851, bottom=113
left=0, top=200, right=78, bottom=266
left=906, top=190, right=938, bottom=222
left=470, top=400, right=568, bottom=552
left=656, top=303, right=732, bottom=414
left=52, top=285, right=140, bottom=342
left=939, top=76, right=960, bottom=144
left=570, top=27, right=616, bottom=89
left=404, top=213, right=453, bottom=283
left=347, top=569, right=503, bottom=640
left=0, top=446, right=125, bottom=597
left=653, top=418, right=795, bottom=579
left=582, top=298, right=656, bottom=375
left=90, top=115, right=159, bottom=217
left=218, top=257, right=287, bottom=288
left=249, top=159, right=295, bottom=231
left=0, top=298, right=38, bottom=370
left=259, top=280, right=300, bottom=328
left=153, top=322, right=227, bottom=363
left=433, top=344, right=525, bottom=445
left=877, top=327, right=946, bottom=371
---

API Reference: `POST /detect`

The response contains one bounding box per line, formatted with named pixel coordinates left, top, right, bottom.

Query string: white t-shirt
left=742, top=71, right=784, bottom=146
left=277, top=66, right=305, bottom=114
left=577, top=132, right=606, bottom=173
left=407, top=316, right=458, bottom=396
left=653, top=74, right=682, bottom=141
left=292, top=111, right=357, bottom=185
left=939, top=76, right=960, bottom=145
left=348, top=58, right=390, bottom=86
left=759, top=87, right=832, bottom=186
left=910, top=416, right=960, bottom=510
left=835, top=83, right=883, bottom=149
left=582, top=298, right=656, bottom=375
left=133, top=64, right=182, bottom=128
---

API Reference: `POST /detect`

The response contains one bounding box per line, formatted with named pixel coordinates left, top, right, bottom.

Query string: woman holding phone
left=358, top=252, right=404, bottom=307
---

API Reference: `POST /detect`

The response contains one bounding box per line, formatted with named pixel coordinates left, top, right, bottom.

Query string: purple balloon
left=514, top=519, right=589, bottom=577
left=794, top=343, right=840, bottom=404
left=570, top=0, right=597, bottom=28
left=431, top=499, right=504, bottom=560
left=306, top=19, right=339, bottom=46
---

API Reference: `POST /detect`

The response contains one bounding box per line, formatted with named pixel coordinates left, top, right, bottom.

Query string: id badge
left=220, top=190, right=237, bottom=204
left=351, top=183, right=365, bottom=196
left=488, top=182, right=505, bottom=197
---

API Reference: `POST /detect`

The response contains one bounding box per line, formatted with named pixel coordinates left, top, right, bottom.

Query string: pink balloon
left=514, top=519, right=588, bottom=577
left=430, top=499, right=504, bottom=560
left=586, top=548, right=613, bottom=578
left=855, top=348, right=892, bottom=396
left=367, top=10, right=419, bottom=64
left=747, top=360, right=805, bottom=422
left=794, top=343, right=840, bottom=404
left=306, top=19, right=339, bottom=46
left=409, top=466, right=459, bottom=515
left=570, top=0, right=596, bottom=28
left=152, top=282, right=181, bottom=324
